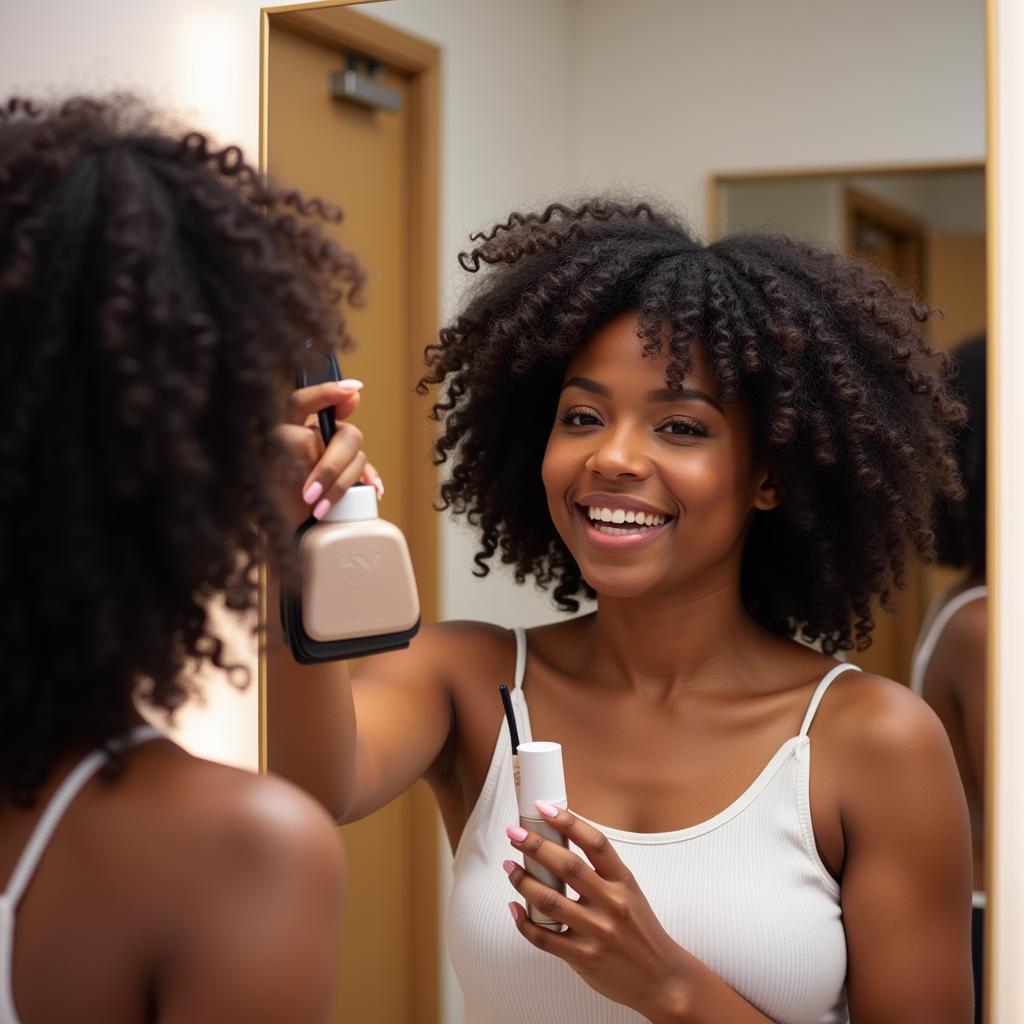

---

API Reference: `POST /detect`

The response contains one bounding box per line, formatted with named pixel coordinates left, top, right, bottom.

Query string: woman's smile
left=573, top=499, right=675, bottom=551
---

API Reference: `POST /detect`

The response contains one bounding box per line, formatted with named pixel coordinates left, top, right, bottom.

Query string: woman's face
left=541, top=310, right=778, bottom=600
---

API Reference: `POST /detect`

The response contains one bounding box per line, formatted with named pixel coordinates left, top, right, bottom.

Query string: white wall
left=571, top=0, right=985, bottom=237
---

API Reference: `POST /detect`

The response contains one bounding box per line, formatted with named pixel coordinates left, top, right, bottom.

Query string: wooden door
left=263, top=8, right=440, bottom=1022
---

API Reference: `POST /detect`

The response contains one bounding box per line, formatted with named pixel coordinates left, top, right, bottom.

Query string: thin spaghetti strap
left=799, top=663, right=861, bottom=738
left=511, top=627, right=527, bottom=691
left=1, top=725, right=164, bottom=907
left=115, top=723, right=165, bottom=749
left=2, top=750, right=107, bottom=906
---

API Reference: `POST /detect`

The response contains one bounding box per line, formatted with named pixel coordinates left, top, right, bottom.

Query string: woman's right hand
left=274, top=378, right=383, bottom=530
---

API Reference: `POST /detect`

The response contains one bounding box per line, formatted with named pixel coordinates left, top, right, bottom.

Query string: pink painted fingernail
left=337, top=379, right=364, bottom=391
left=502, top=860, right=517, bottom=875
left=312, top=498, right=332, bottom=520
left=506, top=825, right=528, bottom=842
left=303, top=481, right=324, bottom=504
left=508, top=902, right=522, bottom=922
left=535, top=800, right=559, bottom=819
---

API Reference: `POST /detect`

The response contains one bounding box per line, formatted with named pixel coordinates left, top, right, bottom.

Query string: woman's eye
left=659, top=417, right=708, bottom=438
left=559, top=407, right=601, bottom=427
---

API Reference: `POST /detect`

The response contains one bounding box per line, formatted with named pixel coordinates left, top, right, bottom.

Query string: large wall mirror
left=257, top=1, right=1014, bottom=1022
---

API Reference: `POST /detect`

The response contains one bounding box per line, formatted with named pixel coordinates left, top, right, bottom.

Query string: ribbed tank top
left=0, top=725, right=164, bottom=1024
left=448, top=629, right=859, bottom=1024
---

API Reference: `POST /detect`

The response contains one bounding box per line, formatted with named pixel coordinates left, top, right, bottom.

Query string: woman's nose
left=584, top=425, right=652, bottom=479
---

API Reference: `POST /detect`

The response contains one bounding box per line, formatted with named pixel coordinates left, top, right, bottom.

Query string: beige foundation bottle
left=282, top=482, right=420, bottom=663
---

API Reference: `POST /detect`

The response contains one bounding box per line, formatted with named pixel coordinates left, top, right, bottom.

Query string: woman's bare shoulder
left=813, top=670, right=961, bottom=809
left=126, top=744, right=339, bottom=862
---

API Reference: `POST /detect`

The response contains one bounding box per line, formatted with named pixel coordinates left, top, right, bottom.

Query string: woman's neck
left=584, top=579, right=773, bottom=700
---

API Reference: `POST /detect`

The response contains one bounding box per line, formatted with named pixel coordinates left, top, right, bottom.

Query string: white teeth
left=584, top=505, right=669, bottom=529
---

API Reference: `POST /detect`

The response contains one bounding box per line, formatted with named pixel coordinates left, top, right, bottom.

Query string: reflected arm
left=265, top=572, right=454, bottom=822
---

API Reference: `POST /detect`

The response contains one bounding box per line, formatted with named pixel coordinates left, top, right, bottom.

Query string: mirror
left=260, top=2, right=990, bottom=1022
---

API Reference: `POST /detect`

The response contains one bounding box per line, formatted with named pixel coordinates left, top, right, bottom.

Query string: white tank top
left=0, top=725, right=164, bottom=1024
left=448, top=629, right=859, bottom=1024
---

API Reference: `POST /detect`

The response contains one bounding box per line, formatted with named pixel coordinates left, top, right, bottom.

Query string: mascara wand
left=499, top=683, right=522, bottom=796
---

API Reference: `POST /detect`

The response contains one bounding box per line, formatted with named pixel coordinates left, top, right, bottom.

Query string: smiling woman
left=269, top=197, right=975, bottom=1024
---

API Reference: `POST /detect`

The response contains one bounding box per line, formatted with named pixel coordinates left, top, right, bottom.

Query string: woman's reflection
left=911, top=332, right=988, bottom=1024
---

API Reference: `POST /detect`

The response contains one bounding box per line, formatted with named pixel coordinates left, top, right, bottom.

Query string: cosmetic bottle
left=516, top=741, right=569, bottom=930
left=280, top=347, right=420, bottom=663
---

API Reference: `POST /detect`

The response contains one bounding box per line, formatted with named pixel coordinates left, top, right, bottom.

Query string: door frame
left=258, top=4, right=441, bottom=1020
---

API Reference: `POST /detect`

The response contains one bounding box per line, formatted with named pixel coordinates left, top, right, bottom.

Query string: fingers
left=302, top=425, right=367, bottom=520
left=530, top=803, right=632, bottom=883
left=284, top=379, right=363, bottom=426
left=502, top=860, right=598, bottom=933
left=505, top=824, right=604, bottom=903
left=283, top=380, right=382, bottom=521
left=361, top=461, right=385, bottom=500
left=507, top=901, right=579, bottom=960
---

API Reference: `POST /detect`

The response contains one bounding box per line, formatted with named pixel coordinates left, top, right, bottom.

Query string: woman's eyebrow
left=647, top=386, right=724, bottom=414
left=561, top=376, right=724, bottom=414
left=561, top=376, right=611, bottom=397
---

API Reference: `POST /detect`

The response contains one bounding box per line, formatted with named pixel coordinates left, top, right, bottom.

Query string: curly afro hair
left=420, top=199, right=965, bottom=655
left=0, top=96, right=363, bottom=806
left=933, top=332, right=986, bottom=574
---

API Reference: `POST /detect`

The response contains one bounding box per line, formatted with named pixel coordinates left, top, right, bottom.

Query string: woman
left=270, top=201, right=974, bottom=1022
left=910, top=332, right=987, bottom=1023
left=0, top=96, right=364, bottom=1023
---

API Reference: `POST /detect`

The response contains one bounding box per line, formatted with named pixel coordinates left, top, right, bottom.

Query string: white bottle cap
left=516, top=741, right=566, bottom=818
left=321, top=483, right=378, bottom=523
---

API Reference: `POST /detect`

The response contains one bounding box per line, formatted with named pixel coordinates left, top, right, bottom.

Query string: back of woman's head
left=0, top=95, right=362, bottom=805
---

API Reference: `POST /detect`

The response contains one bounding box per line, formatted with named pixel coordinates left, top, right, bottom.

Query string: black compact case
left=279, top=345, right=420, bottom=664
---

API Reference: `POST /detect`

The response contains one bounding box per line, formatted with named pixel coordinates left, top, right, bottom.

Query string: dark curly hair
left=420, top=199, right=965, bottom=655
left=933, top=332, right=986, bottom=574
left=0, top=96, right=363, bottom=806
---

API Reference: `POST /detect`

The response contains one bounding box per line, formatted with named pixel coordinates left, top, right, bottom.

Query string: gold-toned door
left=263, top=8, right=440, bottom=1022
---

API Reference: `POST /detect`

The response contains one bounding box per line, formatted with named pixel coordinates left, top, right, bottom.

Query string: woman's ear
left=753, top=462, right=781, bottom=511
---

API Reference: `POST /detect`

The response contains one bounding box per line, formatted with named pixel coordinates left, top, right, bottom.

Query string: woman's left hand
left=504, top=803, right=692, bottom=1023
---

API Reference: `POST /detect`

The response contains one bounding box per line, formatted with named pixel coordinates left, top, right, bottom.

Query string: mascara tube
left=516, top=740, right=568, bottom=931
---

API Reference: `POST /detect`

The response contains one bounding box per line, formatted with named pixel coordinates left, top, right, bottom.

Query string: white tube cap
left=321, top=483, right=378, bottom=523
left=516, top=741, right=566, bottom=818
